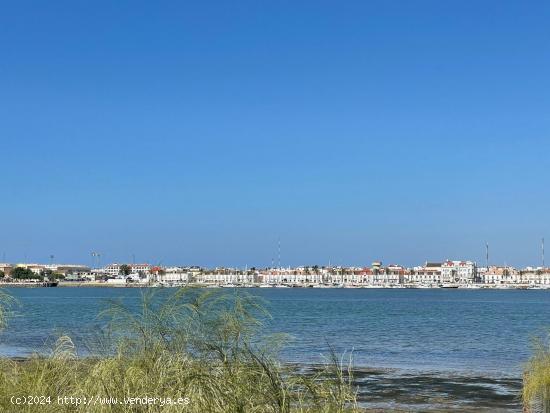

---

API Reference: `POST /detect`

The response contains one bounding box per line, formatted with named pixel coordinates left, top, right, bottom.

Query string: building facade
left=441, top=260, right=477, bottom=284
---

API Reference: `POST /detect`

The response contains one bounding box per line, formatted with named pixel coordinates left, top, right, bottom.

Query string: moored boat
left=440, top=283, right=459, bottom=288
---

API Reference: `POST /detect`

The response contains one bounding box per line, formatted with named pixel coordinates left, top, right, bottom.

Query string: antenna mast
left=277, top=237, right=281, bottom=269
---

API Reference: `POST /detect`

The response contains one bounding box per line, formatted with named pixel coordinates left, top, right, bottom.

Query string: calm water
left=2, top=287, right=550, bottom=378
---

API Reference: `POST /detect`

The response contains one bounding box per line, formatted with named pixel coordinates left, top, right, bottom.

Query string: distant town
left=1, top=259, right=550, bottom=289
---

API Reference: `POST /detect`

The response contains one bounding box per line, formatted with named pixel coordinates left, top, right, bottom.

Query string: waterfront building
left=348, top=268, right=372, bottom=285
left=521, top=267, right=550, bottom=285
left=369, top=262, right=403, bottom=286
left=64, top=271, right=95, bottom=281
left=386, top=264, right=408, bottom=282
left=91, top=268, right=106, bottom=277
left=103, top=263, right=151, bottom=277
left=187, top=266, right=203, bottom=281
left=441, top=260, right=477, bottom=284
left=408, top=262, right=443, bottom=284
left=480, top=266, right=520, bottom=285
left=44, top=264, right=91, bottom=276
left=0, top=263, right=12, bottom=276
left=260, top=267, right=322, bottom=285
left=327, top=266, right=354, bottom=285
left=104, top=264, right=122, bottom=276
left=159, top=267, right=190, bottom=283
left=15, top=263, right=45, bottom=275
left=372, top=270, right=400, bottom=286
left=541, top=269, right=550, bottom=285
left=198, top=268, right=255, bottom=285
left=371, top=261, right=382, bottom=273
left=257, top=267, right=324, bottom=285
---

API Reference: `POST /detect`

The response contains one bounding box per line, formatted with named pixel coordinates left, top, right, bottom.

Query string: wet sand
left=299, top=365, right=522, bottom=412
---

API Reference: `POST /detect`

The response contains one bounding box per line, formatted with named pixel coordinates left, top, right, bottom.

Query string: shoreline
left=290, top=364, right=522, bottom=411
left=0, top=356, right=523, bottom=411
left=1, top=281, right=549, bottom=290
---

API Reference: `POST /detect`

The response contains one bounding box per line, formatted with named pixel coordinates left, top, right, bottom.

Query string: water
left=1, top=287, right=549, bottom=379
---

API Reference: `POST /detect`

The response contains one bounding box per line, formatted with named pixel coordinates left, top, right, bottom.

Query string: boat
left=42, top=281, right=58, bottom=287
left=440, top=283, right=459, bottom=288
left=460, top=284, right=482, bottom=289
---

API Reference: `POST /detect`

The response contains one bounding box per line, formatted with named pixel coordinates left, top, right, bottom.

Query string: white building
left=479, top=266, right=521, bottom=285
left=104, top=264, right=122, bottom=276
left=44, top=264, right=91, bottom=276
left=521, top=268, right=550, bottom=285
left=198, top=270, right=255, bottom=285
left=0, top=263, right=13, bottom=277
left=15, top=263, right=45, bottom=275
left=258, top=268, right=323, bottom=285
left=366, top=262, right=402, bottom=286
left=408, top=262, right=442, bottom=285
left=441, top=260, right=477, bottom=284
left=372, top=271, right=400, bottom=286
left=157, top=267, right=190, bottom=283
left=103, top=263, right=151, bottom=277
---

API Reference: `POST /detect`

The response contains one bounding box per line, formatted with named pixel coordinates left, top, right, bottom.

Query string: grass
left=0, top=288, right=358, bottom=412
left=523, top=337, right=550, bottom=411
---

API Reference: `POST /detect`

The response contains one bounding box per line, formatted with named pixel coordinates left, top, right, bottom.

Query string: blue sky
left=1, top=1, right=549, bottom=268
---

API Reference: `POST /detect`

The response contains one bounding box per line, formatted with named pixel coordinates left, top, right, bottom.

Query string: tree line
left=1, top=267, right=64, bottom=281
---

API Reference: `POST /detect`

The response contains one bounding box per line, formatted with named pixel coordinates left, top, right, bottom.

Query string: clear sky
left=1, top=1, right=549, bottom=268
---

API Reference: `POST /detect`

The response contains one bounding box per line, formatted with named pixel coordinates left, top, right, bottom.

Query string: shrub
left=523, top=338, right=550, bottom=412
left=0, top=288, right=358, bottom=413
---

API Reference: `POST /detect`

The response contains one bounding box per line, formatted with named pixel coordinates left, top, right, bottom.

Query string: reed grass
left=523, top=337, right=550, bottom=411
left=0, top=288, right=358, bottom=412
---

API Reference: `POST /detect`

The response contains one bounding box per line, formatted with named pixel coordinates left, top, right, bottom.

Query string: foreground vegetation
left=0, top=288, right=358, bottom=412
left=523, top=338, right=550, bottom=411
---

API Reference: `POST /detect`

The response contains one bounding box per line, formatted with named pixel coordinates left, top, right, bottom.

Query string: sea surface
left=1, top=287, right=549, bottom=410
